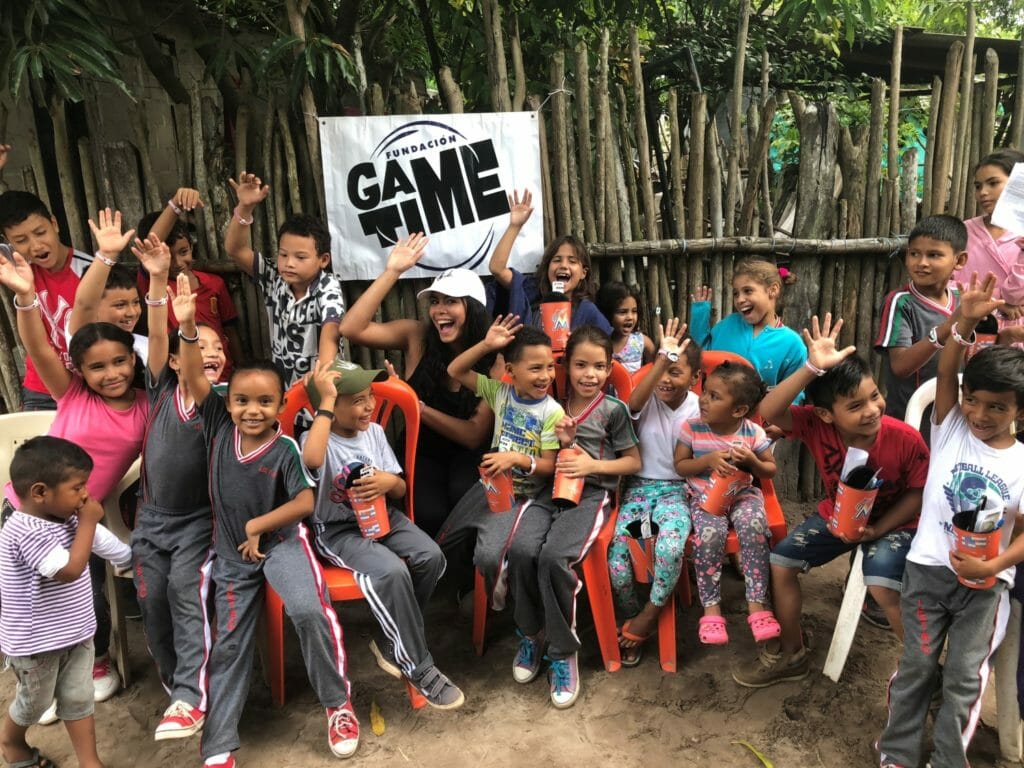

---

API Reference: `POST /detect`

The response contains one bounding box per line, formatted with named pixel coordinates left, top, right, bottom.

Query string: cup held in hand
left=540, top=297, right=571, bottom=354
left=345, top=463, right=390, bottom=539
left=698, top=470, right=752, bottom=516
left=952, top=526, right=1000, bottom=589
left=829, top=481, right=878, bottom=541
left=479, top=466, right=515, bottom=513
left=552, top=447, right=585, bottom=508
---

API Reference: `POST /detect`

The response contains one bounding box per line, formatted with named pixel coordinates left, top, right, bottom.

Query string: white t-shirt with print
left=908, top=405, right=1024, bottom=586
left=631, top=390, right=699, bottom=481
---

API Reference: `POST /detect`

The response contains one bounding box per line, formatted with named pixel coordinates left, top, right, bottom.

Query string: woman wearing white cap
left=339, top=237, right=495, bottom=537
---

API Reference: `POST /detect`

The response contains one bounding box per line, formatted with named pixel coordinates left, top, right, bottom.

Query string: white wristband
left=13, top=296, right=39, bottom=312
left=167, top=198, right=183, bottom=216
left=950, top=322, right=976, bottom=347
left=804, top=360, right=827, bottom=377
left=94, top=252, right=117, bottom=267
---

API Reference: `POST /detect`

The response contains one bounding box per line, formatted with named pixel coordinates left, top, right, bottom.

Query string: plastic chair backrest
left=0, top=411, right=58, bottom=490
left=607, top=360, right=633, bottom=401
left=280, top=377, right=420, bottom=520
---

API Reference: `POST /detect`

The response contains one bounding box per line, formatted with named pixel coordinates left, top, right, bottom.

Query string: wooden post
left=979, top=48, right=999, bottom=159
left=629, top=27, right=659, bottom=240
left=550, top=51, right=571, bottom=236
left=931, top=41, right=964, bottom=214
left=706, top=117, right=724, bottom=238
left=950, top=3, right=976, bottom=220
left=190, top=82, right=219, bottom=263
left=261, top=96, right=278, bottom=252
left=616, top=84, right=641, bottom=240
left=884, top=25, right=903, bottom=237
left=966, top=83, right=983, bottom=220
left=900, top=147, right=919, bottom=233
left=510, top=16, right=526, bottom=112
left=724, top=0, right=751, bottom=237
left=922, top=76, right=942, bottom=218
left=565, top=102, right=584, bottom=237
left=864, top=79, right=885, bottom=236
left=839, top=125, right=867, bottom=238
left=276, top=109, right=303, bottom=215
left=529, top=94, right=556, bottom=244
left=594, top=30, right=610, bottom=241
left=667, top=89, right=686, bottom=239
left=759, top=49, right=774, bottom=235
left=574, top=42, right=597, bottom=243
left=46, top=96, right=88, bottom=248
left=687, top=94, right=707, bottom=239
left=739, top=95, right=776, bottom=236
left=1013, top=30, right=1024, bottom=148
left=77, top=138, right=100, bottom=231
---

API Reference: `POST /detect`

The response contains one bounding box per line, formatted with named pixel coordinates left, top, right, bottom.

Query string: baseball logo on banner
left=320, top=112, right=544, bottom=281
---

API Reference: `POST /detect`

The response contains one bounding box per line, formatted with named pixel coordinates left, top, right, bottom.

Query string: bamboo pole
left=759, top=49, right=774, bottom=235
left=922, top=77, right=941, bottom=217
left=594, top=31, right=610, bottom=241
left=612, top=109, right=633, bottom=244
left=616, top=84, right=641, bottom=240
left=724, top=0, right=751, bottom=237
left=979, top=48, right=999, bottom=159
left=1013, top=31, right=1024, bottom=148
left=574, top=41, right=597, bottom=243
left=950, top=4, right=976, bottom=219
left=931, top=41, right=964, bottom=214
left=884, top=25, right=903, bottom=238
left=271, top=131, right=287, bottom=243
left=687, top=94, right=707, bottom=239
left=667, top=89, right=686, bottom=239
left=550, top=52, right=571, bottom=236
left=629, top=27, right=659, bottom=240
left=603, top=90, right=622, bottom=248
left=706, top=117, right=724, bottom=238
left=25, top=131, right=52, bottom=213
left=864, top=79, right=885, bottom=236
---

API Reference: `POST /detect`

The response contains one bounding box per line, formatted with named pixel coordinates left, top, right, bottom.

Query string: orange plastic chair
left=267, top=376, right=427, bottom=709
left=470, top=360, right=633, bottom=670
left=625, top=351, right=788, bottom=671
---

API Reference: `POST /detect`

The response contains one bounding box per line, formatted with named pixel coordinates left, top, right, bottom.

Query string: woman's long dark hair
left=415, top=296, right=494, bottom=408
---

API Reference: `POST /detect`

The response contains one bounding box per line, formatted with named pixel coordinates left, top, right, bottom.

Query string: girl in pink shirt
left=0, top=217, right=149, bottom=705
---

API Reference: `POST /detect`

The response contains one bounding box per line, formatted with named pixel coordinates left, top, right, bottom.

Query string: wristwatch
left=658, top=348, right=679, bottom=363
left=927, top=326, right=943, bottom=349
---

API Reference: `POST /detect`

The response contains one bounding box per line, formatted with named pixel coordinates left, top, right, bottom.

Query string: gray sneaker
left=369, top=638, right=402, bottom=679
left=732, top=643, right=809, bottom=688
left=412, top=667, right=465, bottom=710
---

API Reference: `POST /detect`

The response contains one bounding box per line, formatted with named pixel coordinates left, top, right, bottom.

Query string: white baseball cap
left=416, top=268, right=487, bottom=307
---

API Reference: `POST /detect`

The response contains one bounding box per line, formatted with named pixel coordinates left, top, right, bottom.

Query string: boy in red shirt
left=733, top=314, right=930, bottom=688
left=0, top=191, right=93, bottom=410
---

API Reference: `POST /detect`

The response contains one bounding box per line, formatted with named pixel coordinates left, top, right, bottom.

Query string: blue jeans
left=769, top=514, right=912, bottom=591
left=21, top=387, right=56, bottom=411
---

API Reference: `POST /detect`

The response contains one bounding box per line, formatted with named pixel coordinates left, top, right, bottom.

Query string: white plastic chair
left=0, top=411, right=138, bottom=688
left=822, top=376, right=958, bottom=683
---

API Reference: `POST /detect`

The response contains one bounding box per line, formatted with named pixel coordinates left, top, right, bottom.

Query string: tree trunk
left=479, top=0, right=511, bottom=111
left=739, top=95, right=776, bottom=236
left=284, top=0, right=326, bottom=215
left=1013, top=30, right=1024, bottom=148
left=629, top=27, right=659, bottom=240
left=550, top=52, right=571, bottom=236
left=510, top=16, right=526, bottom=112
left=725, top=0, right=751, bottom=236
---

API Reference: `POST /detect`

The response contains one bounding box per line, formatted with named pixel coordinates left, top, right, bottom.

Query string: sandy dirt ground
left=1, top=502, right=1012, bottom=767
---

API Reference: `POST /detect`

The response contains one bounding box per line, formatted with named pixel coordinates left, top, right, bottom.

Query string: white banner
left=320, top=112, right=544, bottom=281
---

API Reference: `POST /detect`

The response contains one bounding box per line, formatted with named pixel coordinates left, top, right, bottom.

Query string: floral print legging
left=608, top=478, right=690, bottom=618
left=690, top=485, right=770, bottom=607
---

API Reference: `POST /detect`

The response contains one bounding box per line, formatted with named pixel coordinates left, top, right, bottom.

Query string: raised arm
left=759, top=314, right=856, bottom=432
left=338, top=233, right=429, bottom=350
left=146, top=188, right=203, bottom=244
left=301, top=361, right=339, bottom=471
left=225, top=172, right=270, bottom=276
left=68, top=209, right=136, bottom=336
left=173, top=273, right=212, bottom=404
left=132, top=234, right=172, bottom=377
left=0, top=249, right=73, bottom=399
left=629, top=318, right=687, bottom=413
left=488, top=189, right=533, bottom=288
left=447, top=314, right=522, bottom=393
left=935, top=273, right=1004, bottom=423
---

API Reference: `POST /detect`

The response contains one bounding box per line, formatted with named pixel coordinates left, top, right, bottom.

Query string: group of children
left=0, top=146, right=1023, bottom=768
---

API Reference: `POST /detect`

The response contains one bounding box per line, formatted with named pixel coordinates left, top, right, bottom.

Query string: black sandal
left=9, top=747, right=57, bottom=768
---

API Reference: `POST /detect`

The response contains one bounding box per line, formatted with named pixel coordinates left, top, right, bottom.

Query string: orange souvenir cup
left=966, top=332, right=998, bottom=362
left=552, top=447, right=585, bottom=508
left=829, top=481, right=879, bottom=541
left=479, top=467, right=516, bottom=513
left=952, top=526, right=1001, bottom=589
left=540, top=300, right=572, bottom=353
left=698, top=470, right=752, bottom=516
left=352, top=496, right=390, bottom=539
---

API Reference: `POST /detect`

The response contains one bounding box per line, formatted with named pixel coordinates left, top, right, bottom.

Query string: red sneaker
left=154, top=700, right=205, bottom=740
left=326, top=702, right=360, bottom=758
left=202, top=753, right=236, bottom=768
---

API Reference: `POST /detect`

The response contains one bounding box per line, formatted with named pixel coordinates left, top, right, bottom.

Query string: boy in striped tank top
left=0, top=436, right=131, bottom=768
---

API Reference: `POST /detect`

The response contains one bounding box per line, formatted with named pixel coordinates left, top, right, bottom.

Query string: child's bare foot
left=619, top=602, right=660, bottom=647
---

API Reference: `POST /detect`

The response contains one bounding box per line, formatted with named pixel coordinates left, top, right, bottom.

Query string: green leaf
left=731, top=741, right=774, bottom=768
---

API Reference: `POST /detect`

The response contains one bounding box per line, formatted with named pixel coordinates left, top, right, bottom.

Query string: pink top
left=49, top=377, right=149, bottom=502
left=952, top=216, right=1024, bottom=305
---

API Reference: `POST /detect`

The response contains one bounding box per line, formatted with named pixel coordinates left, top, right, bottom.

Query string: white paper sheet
left=991, top=162, right=1024, bottom=234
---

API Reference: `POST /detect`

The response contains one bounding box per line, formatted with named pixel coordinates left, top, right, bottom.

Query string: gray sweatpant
left=201, top=525, right=349, bottom=760
left=878, top=561, right=1009, bottom=768
left=314, top=509, right=445, bottom=679
left=506, top=485, right=611, bottom=659
left=436, top=482, right=530, bottom=609
left=131, top=504, right=214, bottom=709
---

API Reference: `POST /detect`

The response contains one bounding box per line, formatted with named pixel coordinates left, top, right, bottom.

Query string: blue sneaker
left=548, top=653, right=579, bottom=709
left=512, top=631, right=544, bottom=684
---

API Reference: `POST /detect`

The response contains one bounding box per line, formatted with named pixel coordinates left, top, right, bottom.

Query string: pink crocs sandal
left=698, top=615, right=729, bottom=645
left=747, top=610, right=781, bottom=642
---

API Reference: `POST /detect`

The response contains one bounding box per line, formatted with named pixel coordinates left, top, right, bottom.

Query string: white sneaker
left=38, top=700, right=58, bottom=725
left=154, top=700, right=205, bottom=740
left=92, top=655, right=120, bottom=702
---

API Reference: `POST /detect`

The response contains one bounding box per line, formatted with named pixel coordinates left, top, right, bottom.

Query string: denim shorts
left=769, top=514, right=912, bottom=591
left=7, top=639, right=95, bottom=726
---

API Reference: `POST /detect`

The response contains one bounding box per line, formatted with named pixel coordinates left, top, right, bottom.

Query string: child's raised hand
left=802, top=313, right=856, bottom=371
left=0, top=247, right=34, bottom=296
left=657, top=317, right=689, bottom=356
left=691, top=285, right=711, bottom=304
left=88, top=208, right=135, bottom=258
left=228, top=172, right=270, bottom=208
left=957, top=272, right=1005, bottom=322
left=171, top=187, right=204, bottom=212
left=484, top=314, right=522, bottom=351
left=131, top=233, right=171, bottom=278
left=308, top=358, right=339, bottom=404
left=386, top=232, right=429, bottom=274
left=554, top=415, right=577, bottom=446
left=172, top=273, right=197, bottom=325
left=507, top=189, right=534, bottom=227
